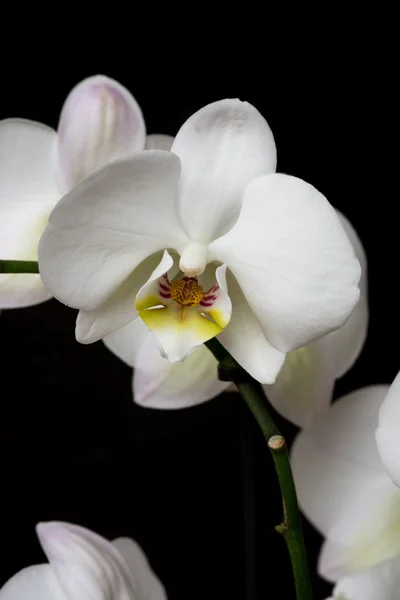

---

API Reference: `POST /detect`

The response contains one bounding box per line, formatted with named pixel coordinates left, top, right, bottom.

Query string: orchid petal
left=112, top=538, right=167, bottom=599
left=145, top=134, right=174, bottom=151
left=38, top=150, right=188, bottom=312
left=331, top=556, right=400, bottom=600
left=318, top=480, right=400, bottom=581
left=376, top=371, right=400, bottom=488
left=264, top=212, right=367, bottom=427
left=104, top=295, right=230, bottom=408
left=0, top=565, right=62, bottom=599
left=36, top=521, right=138, bottom=599
left=76, top=253, right=163, bottom=343
left=211, top=174, right=361, bottom=352
left=324, top=211, right=369, bottom=378
left=218, top=271, right=285, bottom=383
left=0, top=119, right=59, bottom=308
left=172, top=99, right=276, bottom=243
left=133, top=323, right=230, bottom=408
left=291, top=386, right=400, bottom=581
left=264, top=341, right=336, bottom=428
left=57, top=75, right=146, bottom=191
left=103, top=317, right=149, bottom=368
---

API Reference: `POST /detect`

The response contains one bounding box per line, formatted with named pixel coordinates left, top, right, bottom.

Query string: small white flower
left=0, top=521, right=166, bottom=599
left=0, top=75, right=171, bottom=309
left=291, top=385, right=400, bottom=600
left=39, top=99, right=361, bottom=384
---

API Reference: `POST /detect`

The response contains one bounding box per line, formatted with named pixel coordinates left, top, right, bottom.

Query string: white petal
left=331, top=556, right=400, bottom=600
left=0, top=119, right=59, bottom=308
left=291, top=386, right=400, bottom=581
left=103, top=317, right=150, bottom=367
left=322, top=211, right=369, bottom=378
left=76, top=253, right=163, bottom=343
left=265, top=212, right=368, bottom=427
left=37, top=521, right=138, bottom=600
left=211, top=174, right=361, bottom=352
left=217, top=271, right=285, bottom=383
left=264, top=340, right=336, bottom=428
left=133, top=326, right=230, bottom=408
left=318, top=481, right=400, bottom=581
left=145, top=134, right=174, bottom=151
left=57, top=75, right=146, bottom=190
left=0, top=197, right=52, bottom=308
left=376, top=370, right=400, bottom=487
left=0, top=565, right=63, bottom=599
left=172, top=99, right=276, bottom=243
left=112, top=538, right=166, bottom=599
left=0, top=119, right=59, bottom=198
left=38, top=150, right=188, bottom=311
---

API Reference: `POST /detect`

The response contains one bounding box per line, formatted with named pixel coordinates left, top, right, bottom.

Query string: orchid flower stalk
left=206, top=338, right=313, bottom=599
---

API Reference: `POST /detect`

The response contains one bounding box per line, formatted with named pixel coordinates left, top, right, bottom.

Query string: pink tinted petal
left=57, top=75, right=146, bottom=190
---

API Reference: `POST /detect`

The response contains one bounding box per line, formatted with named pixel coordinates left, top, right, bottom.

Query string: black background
left=0, top=53, right=393, bottom=599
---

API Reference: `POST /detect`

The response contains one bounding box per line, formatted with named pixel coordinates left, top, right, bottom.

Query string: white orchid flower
left=38, top=99, right=361, bottom=384
left=103, top=211, right=367, bottom=421
left=0, top=521, right=166, bottom=599
left=376, top=370, right=400, bottom=488
left=291, top=385, right=400, bottom=600
left=0, top=74, right=172, bottom=309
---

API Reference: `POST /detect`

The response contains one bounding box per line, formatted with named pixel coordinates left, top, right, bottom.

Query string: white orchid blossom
left=376, top=370, right=400, bottom=488
left=0, top=74, right=172, bottom=309
left=291, top=385, right=400, bottom=600
left=0, top=521, right=166, bottom=599
left=38, top=98, right=361, bottom=384
left=103, top=211, right=367, bottom=422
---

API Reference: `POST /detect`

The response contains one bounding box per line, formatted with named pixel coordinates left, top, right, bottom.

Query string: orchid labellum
left=0, top=521, right=166, bottom=599
left=39, top=99, right=361, bottom=384
left=291, top=385, right=400, bottom=600
left=0, top=75, right=172, bottom=308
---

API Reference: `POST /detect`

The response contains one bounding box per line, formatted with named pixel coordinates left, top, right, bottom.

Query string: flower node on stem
left=268, top=435, right=286, bottom=451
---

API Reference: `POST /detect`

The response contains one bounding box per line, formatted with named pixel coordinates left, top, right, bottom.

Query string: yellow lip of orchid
left=135, top=250, right=232, bottom=362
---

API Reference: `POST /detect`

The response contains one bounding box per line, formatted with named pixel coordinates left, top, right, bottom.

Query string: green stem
left=206, top=338, right=313, bottom=600
left=0, top=260, right=39, bottom=274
